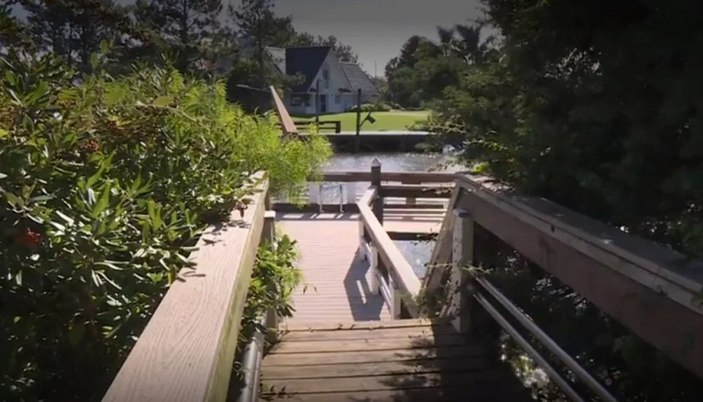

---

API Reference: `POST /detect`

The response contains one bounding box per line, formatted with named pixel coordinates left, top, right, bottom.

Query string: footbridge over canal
left=102, top=91, right=703, bottom=402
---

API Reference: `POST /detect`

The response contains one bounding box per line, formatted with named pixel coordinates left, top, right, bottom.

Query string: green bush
left=0, top=53, right=330, bottom=401
left=347, top=102, right=391, bottom=112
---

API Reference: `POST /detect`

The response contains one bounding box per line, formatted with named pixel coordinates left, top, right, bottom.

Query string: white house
left=281, top=47, right=380, bottom=115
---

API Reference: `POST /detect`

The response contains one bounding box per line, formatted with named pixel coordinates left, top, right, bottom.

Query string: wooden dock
left=278, top=213, right=390, bottom=323
left=277, top=210, right=444, bottom=324
left=261, top=319, right=531, bottom=402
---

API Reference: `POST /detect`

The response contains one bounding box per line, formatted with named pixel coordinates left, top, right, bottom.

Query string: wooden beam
left=320, top=171, right=456, bottom=183
left=454, top=174, right=703, bottom=379
left=424, top=187, right=461, bottom=291
left=270, top=86, right=298, bottom=136
left=379, top=184, right=454, bottom=199
left=358, top=188, right=421, bottom=299
left=103, top=180, right=269, bottom=402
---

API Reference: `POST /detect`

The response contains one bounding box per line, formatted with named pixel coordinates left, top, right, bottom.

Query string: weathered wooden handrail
left=355, top=161, right=423, bottom=318
left=426, top=172, right=703, bottom=382
left=270, top=86, right=298, bottom=136
left=103, top=179, right=270, bottom=402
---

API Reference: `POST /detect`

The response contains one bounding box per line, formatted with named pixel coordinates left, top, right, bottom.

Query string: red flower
left=15, top=228, right=42, bottom=248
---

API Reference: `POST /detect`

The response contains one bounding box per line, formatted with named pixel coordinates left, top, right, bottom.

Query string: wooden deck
left=278, top=213, right=390, bottom=323
left=261, top=319, right=531, bottom=401
left=278, top=211, right=444, bottom=324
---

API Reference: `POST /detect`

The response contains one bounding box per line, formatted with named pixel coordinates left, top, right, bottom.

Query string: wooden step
left=260, top=319, right=531, bottom=402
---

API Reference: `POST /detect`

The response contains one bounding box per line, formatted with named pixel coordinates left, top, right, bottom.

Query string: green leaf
left=93, top=185, right=111, bottom=217
left=153, top=96, right=173, bottom=107
left=0, top=128, right=8, bottom=138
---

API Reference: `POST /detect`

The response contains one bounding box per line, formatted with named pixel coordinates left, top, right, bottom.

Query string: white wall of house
left=285, top=51, right=352, bottom=115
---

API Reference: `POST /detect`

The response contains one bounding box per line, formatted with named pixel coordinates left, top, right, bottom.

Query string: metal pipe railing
left=236, top=315, right=267, bottom=402
left=473, top=292, right=587, bottom=402
left=473, top=277, right=619, bottom=402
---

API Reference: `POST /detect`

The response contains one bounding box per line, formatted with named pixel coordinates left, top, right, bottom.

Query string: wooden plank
left=279, top=324, right=458, bottom=342
left=262, top=345, right=485, bottom=366
left=321, top=171, right=456, bottom=183
left=262, top=356, right=492, bottom=379
left=260, top=369, right=511, bottom=394
left=455, top=174, right=703, bottom=305
left=455, top=185, right=703, bottom=379
left=279, top=318, right=436, bottom=332
left=258, top=387, right=518, bottom=402
left=268, top=334, right=468, bottom=354
left=424, top=187, right=461, bottom=290
left=358, top=188, right=422, bottom=298
left=380, top=184, right=454, bottom=199
left=277, top=212, right=391, bottom=323
left=270, top=86, right=298, bottom=136
left=103, top=179, right=269, bottom=402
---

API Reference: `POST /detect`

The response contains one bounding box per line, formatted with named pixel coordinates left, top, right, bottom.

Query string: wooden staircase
left=260, top=319, right=531, bottom=402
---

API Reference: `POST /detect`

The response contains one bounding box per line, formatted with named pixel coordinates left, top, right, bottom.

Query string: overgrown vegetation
left=388, top=1, right=703, bottom=400
left=239, top=234, right=301, bottom=347
left=0, top=52, right=329, bottom=401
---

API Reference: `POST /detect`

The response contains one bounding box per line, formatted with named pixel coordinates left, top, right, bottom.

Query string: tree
left=231, top=0, right=279, bottom=86
left=0, top=2, right=30, bottom=51
left=19, top=0, right=133, bottom=73
left=430, top=3, right=703, bottom=398
left=135, top=0, right=223, bottom=74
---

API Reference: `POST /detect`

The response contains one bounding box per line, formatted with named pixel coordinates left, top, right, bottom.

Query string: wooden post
left=390, top=276, right=402, bottom=319
left=355, top=89, right=362, bottom=153
left=451, top=208, right=474, bottom=334
left=369, top=245, right=379, bottom=295
left=263, top=211, right=278, bottom=330
left=370, top=159, right=383, bottom=225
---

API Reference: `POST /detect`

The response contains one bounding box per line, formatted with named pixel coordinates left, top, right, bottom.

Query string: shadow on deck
left=263, top=319, right=532, bottom=402
left=277, top=213, right=391, bottom=323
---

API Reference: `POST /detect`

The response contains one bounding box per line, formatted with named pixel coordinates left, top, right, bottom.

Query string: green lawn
left=294, top=110, right=430, bottom=132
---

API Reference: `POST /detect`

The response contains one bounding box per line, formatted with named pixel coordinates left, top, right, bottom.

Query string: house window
left=335, top=95, right=340, bottom=104
left=323, top=69, right=330, bottom=88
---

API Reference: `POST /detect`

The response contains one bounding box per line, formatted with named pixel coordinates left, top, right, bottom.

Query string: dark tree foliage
left=429, top=1, right=703, bottom=400
left=18, top=0, right=134, bottom=73
left=385, top=26, right=491, bottom=108
left=135, top=0, right=223, bottom=74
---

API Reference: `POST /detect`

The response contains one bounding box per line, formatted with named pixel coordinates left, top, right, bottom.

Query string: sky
left=13, top=0, right=487, bottom=76
left=273, top=0, right=485, bottom=76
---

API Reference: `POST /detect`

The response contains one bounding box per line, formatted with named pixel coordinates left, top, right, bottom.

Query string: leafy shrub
left=239, top=234, right=301, bottom=345
left=0, top=53, right=330, bottom=401
left=347, top=102, right=391, bottom=112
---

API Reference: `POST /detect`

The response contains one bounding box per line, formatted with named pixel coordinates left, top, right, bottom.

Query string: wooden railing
left=293, top=120, right=342, bottom=133
left=354, top=161, right=454, bottom=318
left=103, top=179, right=274, bottom=402
left=424, top=173, right=703, bottom=398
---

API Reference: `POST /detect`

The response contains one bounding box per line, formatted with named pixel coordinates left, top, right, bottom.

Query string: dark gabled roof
left=285, top=47, right=332, bottom=92
left=341, top=63, right=380, bottom=96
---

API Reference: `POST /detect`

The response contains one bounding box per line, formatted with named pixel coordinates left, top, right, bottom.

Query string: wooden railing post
left=451, top=208, right=474, bottom=333
left=369, top=245, right=380, bottom=295
left=263, top=211, right=278, bottom=330
left=370, top=159, right=383, bottom=224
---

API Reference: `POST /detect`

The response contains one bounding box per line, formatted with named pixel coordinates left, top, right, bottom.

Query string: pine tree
left=19, top=0, right=133, bottom=72
left=135, top=0, right=223, bottom=74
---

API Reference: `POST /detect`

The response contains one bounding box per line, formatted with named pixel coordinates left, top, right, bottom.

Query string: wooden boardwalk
left=261, top=319, right=531, bottom=402
left=277, top=210, right=444, bottom=324
left=278, top=213, right=390, bottom=323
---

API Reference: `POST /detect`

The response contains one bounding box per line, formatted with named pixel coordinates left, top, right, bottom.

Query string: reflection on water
left=394, top=240, right=435, bottom=278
